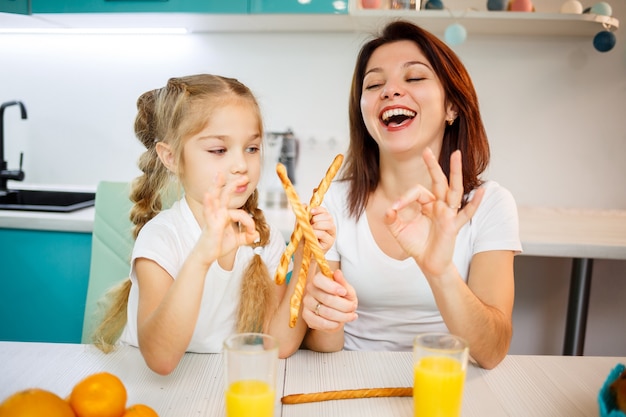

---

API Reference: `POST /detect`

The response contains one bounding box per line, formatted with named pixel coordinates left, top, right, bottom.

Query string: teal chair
left=81, top=181, right=134, bottom=343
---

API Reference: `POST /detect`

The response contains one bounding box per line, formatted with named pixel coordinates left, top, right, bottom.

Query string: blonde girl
left=93, top=74, right=335, bottom=375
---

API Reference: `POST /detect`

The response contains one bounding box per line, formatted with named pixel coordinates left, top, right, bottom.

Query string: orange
left=69, top=372, right=127, bottom=417
left=122, top=404, right=159, bottom=417
left=0, top=388, right=75, bottom=417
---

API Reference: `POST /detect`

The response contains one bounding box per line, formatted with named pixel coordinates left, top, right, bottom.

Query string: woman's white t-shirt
left=323, top=180, right=522, bottom=351
left=119, top=197, right=287, bottom=353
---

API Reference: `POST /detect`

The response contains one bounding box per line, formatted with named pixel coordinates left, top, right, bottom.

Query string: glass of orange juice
left=224, top=333, right=278, bottom=417
left=413, top=332, right=469, bottom=417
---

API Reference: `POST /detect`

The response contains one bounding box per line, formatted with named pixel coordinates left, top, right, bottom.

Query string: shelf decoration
left=560, top=0, right=584, bottom=13
left=438, top=7, right=469, bottom=46
left=593, top=27, right=616, bottom=52
left=590, top=1, right=612, bottom=16
left=487, top=0, right=509, bottom=11
left=448, top=0, right=618, bottom=52
left=424, top=0, right=444, bottom=10
left=349, top=0, right=618, bottom=50
left=586, top=1, right=617, bottom=52
left=360, top=0, right=383, bottom=8
left=509, top=0, right=535, bottom=12
left=444, top=22, right=467, bottom=45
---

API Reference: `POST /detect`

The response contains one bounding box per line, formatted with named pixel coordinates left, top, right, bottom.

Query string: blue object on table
left=599, top=363, right=626, bottom=417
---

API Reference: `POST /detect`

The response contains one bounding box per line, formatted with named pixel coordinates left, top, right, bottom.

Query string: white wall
left=1, top=0, right=624, bottom=355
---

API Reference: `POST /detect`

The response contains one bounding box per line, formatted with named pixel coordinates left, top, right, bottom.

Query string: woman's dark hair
left=344, top=20, right=490, bottom=218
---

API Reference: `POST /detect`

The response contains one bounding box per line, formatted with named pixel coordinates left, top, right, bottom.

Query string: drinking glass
left=224, top=333, right=279, bottom=417
left=413, top=332, right=469, bottom=417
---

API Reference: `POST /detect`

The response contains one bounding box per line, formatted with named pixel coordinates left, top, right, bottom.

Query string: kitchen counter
left=0, top=206, right=95, bottom=233
left=0, top=184, right=97, bottom=233
left=3, top=204, right=626, bottom=253
left=0, top=204, right=295, bottom=238
left=3, top=203, right=626, bottom=252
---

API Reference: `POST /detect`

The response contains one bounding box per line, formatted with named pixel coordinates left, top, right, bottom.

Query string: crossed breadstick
left=275, top=154, right=343, bottom=328
left=281, top=387, right=413, bottom=404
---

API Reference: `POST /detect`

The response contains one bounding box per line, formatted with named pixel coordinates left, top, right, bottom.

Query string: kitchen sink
left=0, top=189, right=96, bottom=213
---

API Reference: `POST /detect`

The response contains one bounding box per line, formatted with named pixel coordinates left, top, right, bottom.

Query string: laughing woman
left=301, top=21, right=522, bottom=369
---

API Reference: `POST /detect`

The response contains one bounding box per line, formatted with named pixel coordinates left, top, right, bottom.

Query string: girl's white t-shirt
left=324, top=180, right=523, bottom=351
left=119, top=197, right=287, bottom=353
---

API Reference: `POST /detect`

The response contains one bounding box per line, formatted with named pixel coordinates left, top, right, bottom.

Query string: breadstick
left=288, top=243, right=311, bottom=328
left=310, top=154, right=344, bottom=207
left=276, top=155, right=343, bottom=327
left=274, top=154, right=344, bottom=285
left=276, top=164, right=332, bottom=279
left=281, top=387, right=413, bottom=404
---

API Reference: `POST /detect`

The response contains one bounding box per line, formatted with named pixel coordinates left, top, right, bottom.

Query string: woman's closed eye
left=208, top=148, right=227, bottom=155
left=364, top=81, right=383, bottom=91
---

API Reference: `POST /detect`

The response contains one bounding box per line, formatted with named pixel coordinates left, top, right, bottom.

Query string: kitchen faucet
left=0, top=100, right=27, bottom=196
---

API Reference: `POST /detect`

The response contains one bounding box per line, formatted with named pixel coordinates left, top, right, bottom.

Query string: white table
left=1, top=342, right=624, bottom=417
left=518, top=206, right=626, bottom=356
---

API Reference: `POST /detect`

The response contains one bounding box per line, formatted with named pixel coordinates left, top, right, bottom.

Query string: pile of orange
left=0, top=372, right=158, bottom=417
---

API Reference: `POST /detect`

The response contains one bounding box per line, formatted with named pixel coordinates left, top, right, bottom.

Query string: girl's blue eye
left=247, top=146, right=260, bottom=154
left=209, top=149, right=226, bottom=154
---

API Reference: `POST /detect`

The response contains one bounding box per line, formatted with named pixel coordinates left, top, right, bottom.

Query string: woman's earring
left=446, top=118, right=454, bottom=126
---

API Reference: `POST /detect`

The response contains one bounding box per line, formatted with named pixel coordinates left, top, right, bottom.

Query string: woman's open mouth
left=381, top=108, right=416, bottom=128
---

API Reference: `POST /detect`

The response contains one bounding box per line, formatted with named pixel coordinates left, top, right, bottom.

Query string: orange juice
left=225, top=379, right=274, bottom=417
left=414, top=356, right=466, bottom=417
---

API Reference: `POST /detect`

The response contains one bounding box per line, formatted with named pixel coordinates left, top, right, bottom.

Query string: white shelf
left=0, top=10, right=619, bottom=36
left=345, top=9, right=619, bottom=37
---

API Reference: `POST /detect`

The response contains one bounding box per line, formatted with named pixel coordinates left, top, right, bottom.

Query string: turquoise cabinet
left=250, top=0, right=348, bottom=14
left=2, top=0, right=348, bottom=14
left=0, top=229, right=92, bottom=343
left=0, top=0, right=30, bottom=14
left=30, top=0, right=248, bottom=13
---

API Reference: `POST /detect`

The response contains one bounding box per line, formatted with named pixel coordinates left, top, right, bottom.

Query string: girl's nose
left=230, top=152, right=248, bottom=174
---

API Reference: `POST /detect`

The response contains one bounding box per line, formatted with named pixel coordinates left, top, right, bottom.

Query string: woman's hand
left=302, top=269, right=358, bottom=332
left=383, top=148, right=484, bottom=277
left=310, top=206, right=336, bottom=253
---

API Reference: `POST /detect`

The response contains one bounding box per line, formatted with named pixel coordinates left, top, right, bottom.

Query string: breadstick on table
left=276, top=163, right=333, bottom=279
left=274, top=154, right=344, bottom=285
left=281, top=387, right=413, bottom=404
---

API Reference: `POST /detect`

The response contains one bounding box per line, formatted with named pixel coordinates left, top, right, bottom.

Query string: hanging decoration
left=593, top=29, right=616, bottom=52
left=432, top=1, right=617, bottom=51
left=444, top=22, right=467, bottom=46
left=586, top=2, right=617, bottom=53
